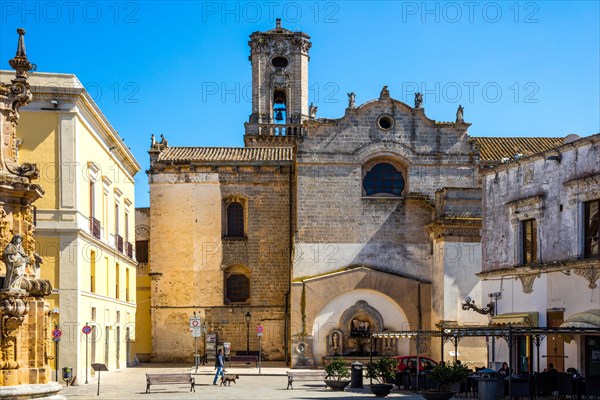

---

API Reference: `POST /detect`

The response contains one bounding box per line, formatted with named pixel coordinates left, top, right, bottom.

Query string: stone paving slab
left=58, top=363, right=428, bottom=400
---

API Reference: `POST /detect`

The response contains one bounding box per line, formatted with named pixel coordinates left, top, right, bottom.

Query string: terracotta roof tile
left=472, top=137, right=565, bottom=162
left=157, top=147, right=293, bottom=163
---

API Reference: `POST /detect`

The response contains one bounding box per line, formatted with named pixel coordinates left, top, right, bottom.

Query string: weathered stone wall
left=292, top=95, right=484, bottom=364
left=149, top=164, right=291, bottom=361
left=295, top=98, right=480, bottom=280
left=482, top=135, right=600, bottom=271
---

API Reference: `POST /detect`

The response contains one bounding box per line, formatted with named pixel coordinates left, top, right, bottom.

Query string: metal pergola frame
left=369, top=326, right=600, bottom=392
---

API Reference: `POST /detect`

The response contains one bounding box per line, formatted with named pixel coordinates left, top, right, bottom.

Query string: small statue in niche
left=347, top=92, right=356, bottom=109
left=414, top=92, right=423, bottom=109
left=330, top=331, right=341, bottom=355
left=456, top=105, right=464, bottom=123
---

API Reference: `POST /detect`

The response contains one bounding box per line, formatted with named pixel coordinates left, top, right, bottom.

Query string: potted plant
left=421, top=362, right=469, bottom=400
left=366, top=356, right=398, bottom=397
left=324, top=358, right=351, bottom=391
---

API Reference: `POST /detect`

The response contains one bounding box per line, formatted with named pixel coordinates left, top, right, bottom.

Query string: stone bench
left=229, top=355, right=258, bottom=367
left=286, top=370, right=326, bottom=389
left=145, top=373, right=195, bottom=393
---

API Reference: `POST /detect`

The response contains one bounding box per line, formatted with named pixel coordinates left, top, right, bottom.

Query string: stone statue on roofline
left=309, top=102, right=318, bottom=119
left=456, top=105, right=464, bottom=123
left=415, top=92, right=423, bottom=109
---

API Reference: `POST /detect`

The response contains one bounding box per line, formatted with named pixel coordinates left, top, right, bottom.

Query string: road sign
left=82, top=325, right=92, bottom=335
left=52, top=337, right=60, bottom=342
left=189, top=317, right=201, bottom=328
left=257, top=325, right=263, bottom=337
left=191, top=326, right=202, bottom=337
left=52, top=329, right=62, bottom=338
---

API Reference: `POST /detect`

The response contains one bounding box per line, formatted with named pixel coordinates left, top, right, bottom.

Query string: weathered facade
left=480, top=134, right=600, bottom=375
left=146, top=21, right=567, bottom=366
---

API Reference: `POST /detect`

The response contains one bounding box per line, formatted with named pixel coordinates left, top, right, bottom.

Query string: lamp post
left=245, top=311, right=251, bottom=353
left=461, top=296, right=494, bottom=315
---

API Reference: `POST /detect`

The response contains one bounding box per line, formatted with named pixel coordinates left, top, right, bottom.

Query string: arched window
left=363, top=163, right=405, bottom=196
left=224, top=266, right=250, bottom=304
left=227, top=202, right=244, bottom=237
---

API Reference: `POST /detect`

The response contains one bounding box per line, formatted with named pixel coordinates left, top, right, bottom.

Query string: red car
left=394, top=355, right=438, bottom=372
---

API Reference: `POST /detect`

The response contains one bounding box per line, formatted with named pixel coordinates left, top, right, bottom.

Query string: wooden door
left=547, top=311, right=565, bottom=371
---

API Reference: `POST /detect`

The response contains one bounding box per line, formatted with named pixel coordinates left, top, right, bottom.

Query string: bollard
left=351, top=361, right=363, bottom=388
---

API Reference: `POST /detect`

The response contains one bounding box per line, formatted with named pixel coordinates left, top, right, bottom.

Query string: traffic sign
left=191, top=326, right=202, bottom=337
left=82, top=325, right=92, bottom=335
left=257, top=325, right=263, bottom=337
left=52, top=329, right=62, bottom=338
left=189, top=317, right=201, bottom=328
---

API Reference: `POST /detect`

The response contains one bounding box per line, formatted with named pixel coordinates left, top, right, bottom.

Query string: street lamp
left=245, top=311, right=251, bottom=353
left=461, top=296, right=494, bottom=315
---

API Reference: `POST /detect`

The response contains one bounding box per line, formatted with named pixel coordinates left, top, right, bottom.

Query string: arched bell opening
left=273, top=90, right=287, bottom=124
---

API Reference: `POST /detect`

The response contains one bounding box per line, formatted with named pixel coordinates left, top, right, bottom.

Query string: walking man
left=213, top=348, right=224, bottom=385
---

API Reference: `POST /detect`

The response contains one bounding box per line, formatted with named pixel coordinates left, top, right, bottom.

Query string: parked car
left=394, top=355, right=438, bottom=372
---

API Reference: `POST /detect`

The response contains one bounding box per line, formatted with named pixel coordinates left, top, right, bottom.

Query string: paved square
left=59, top=364, right=427, bottom=400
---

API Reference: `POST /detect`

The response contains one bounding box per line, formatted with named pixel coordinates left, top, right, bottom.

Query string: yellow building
left=0, top=71, right=141, bottom=382
left=133, top=207, right=151, bottom=362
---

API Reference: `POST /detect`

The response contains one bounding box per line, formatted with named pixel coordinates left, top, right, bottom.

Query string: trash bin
left=351, top=361, right=363, bottom=388
left=478, top=373, right=497, bottom=400
left=62, top=367, right=73, bottom=386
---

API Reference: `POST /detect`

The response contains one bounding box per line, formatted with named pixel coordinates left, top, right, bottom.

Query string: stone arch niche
left=338, top=300, right=384, bottom=357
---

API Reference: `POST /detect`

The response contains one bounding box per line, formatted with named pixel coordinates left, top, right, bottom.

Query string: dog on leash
left=220, top=374, right=240, bottom=386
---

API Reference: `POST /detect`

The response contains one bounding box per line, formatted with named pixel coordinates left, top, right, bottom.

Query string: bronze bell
left=274, top=109, right=284, bottom=121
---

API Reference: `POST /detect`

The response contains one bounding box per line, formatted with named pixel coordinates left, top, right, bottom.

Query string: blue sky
left=1, top=1, right=599, bottom=207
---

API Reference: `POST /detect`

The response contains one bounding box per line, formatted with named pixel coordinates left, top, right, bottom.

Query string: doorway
left=547, top=311, right=565, bottom=371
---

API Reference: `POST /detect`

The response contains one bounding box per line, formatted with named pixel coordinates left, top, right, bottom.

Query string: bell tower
left=244, top=19, right=311, bottom=146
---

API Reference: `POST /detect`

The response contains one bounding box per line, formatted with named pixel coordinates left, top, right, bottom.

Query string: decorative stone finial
left=9, top=28, right=32, bottom=80
left=379, top=85, right=390, bottom=101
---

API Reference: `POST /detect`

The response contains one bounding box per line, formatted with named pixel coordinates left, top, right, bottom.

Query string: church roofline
left=155, top=146, right=294, bottom=163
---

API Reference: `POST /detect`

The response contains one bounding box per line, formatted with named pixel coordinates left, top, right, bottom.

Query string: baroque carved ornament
left=574, top=266, right=600, bottom=289
left=518, top=273, right=540, bottom=294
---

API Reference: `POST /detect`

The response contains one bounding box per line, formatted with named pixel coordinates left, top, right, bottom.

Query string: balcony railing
left=256, top=123, right=302, bottom=137
left=126, top=242, right=134, bottom=259
left=89, top=217, right=101, bottom=239
left=116, top=234, right=124, bottom=253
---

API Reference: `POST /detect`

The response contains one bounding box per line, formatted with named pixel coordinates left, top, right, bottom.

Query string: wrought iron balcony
left=89, top=217, right=101, bottom=240
left=116, top=234, right=124, bottom=253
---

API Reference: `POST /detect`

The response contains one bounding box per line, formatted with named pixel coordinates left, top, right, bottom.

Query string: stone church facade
left=145, top=20, right=564, bottom=366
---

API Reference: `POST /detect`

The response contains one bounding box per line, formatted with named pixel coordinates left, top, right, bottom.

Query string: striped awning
left=559, top=309, right=600, bottom=328
left=490, top=312, right=539, bottom=327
